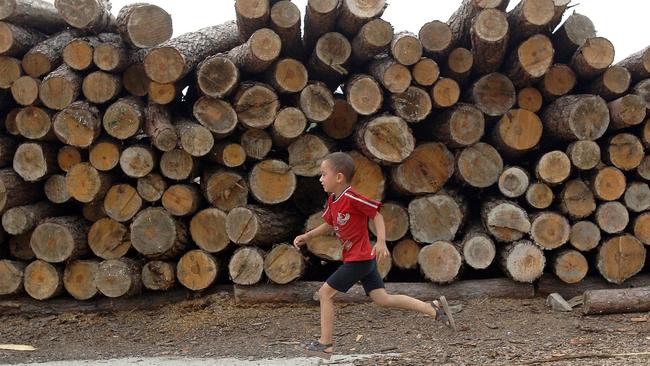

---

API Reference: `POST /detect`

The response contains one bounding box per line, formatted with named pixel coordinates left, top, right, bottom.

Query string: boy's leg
left=318, top=283, right=338, bottom=348
left=368, top=288, right=437, bottom=316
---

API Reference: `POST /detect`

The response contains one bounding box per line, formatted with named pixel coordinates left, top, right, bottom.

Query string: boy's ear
left=336, top=172, right=345, bottom=183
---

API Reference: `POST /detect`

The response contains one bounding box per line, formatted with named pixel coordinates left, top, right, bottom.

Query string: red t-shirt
left=322, top=186, right=382, bottom=262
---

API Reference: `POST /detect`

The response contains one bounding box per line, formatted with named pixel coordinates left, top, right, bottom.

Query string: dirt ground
left=0, top=292, right=649, bottom=366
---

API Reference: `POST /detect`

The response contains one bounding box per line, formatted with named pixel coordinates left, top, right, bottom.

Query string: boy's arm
left=293, top=222, right=332, bottom=248
left=371, top=212, right=389, bottom=258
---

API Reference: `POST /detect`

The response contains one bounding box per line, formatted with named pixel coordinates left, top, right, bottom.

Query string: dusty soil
left=0, top=293, right=649, bottom=365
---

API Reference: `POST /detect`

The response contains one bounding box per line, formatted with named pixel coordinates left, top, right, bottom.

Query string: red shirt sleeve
left=346, top=191, right=382, bottom=219
left=321, top=196, right=334, bottom=225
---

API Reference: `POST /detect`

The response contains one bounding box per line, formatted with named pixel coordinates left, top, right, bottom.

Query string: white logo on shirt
left=337, top=212, right=350, bottom=226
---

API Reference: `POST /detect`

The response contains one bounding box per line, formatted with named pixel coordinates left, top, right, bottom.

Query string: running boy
left=293, top=152, right=456, bottom=354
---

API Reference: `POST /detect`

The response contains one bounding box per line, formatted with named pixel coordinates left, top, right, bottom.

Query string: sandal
left=304, top=340, right=333, bottom=353
left=432, top=296, right=457, bottom=331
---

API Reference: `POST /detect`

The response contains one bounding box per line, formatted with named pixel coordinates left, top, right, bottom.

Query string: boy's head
left=320, top=152, right=356, bottom=193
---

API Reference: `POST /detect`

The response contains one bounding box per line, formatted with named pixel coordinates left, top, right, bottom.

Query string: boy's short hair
left=324, top=152, right=356, bottom=182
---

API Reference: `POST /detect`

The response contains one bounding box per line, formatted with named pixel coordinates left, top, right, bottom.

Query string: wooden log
left=418, top=241, right=462, bottom=284
left=418, top=20, right=452, bottom=63
left=539, top=63, right=576, bottom=100
left=16, top=106, right=54, bottom=140
left=535, top=150, right=571, bottom=186
left=192, top=97, right=238, bottom=138
left=226, top=204, right=300, bottom=246
left=443, top=47, right=473, bottom=85
left=470, top=9, right=508, bottom=76
left=369, top=55, right=411, bottom=94
left=39, top=64, right=81, bottom=110
left=248, top=159, right=296, bottom=205
left=541, top=94, right=609, bottom=141
left=88, top=139, right=121, bottom=172
left=447, top=0, right=509, bottom=49
left=0, top=21, right=45, bottom=57
left=63, top=259, right=99, bottom=300
left=144, top=21, right=241, bottom=84
left=271, top=107, right=306, bottom=147
left=57, top=145, right=82, bottom=172
left=207, top=142, right=246, bottom=169
left=65, top=162, right=111, bottom=203
left=0, top=56, right=21, bottom=89
left=390, top=31, right=421, bottom=66
left=92, top=33, right=136, bottom=73
left=122, top=63, right=149, bottom=97
left=116, top=3, right=172, bottom=48
left=174, top=118, right=214, bottom=158
left=177, top=249, right=219, bottom=291
left=481, top=198, right=531, bottom=242
left=389, top=86, right=431, bottom=123
left=22, top=29, right=81, bottom=78
left=241, top=128, right=273, bottom=160
left=141, top=261, right=175, bottom=291
left=491, top=109, right=542, bottom=157
left=119, top=144, right=157, bottom=179
left=408, top=191, right=466, bottom=243
left=54, top=0, right=115, bottom=32
left=547, top=0, right=571, bottom=31
left=571, top=37, right=615, bottom=80
left=345, top=74, right=382, bottom=116
left=82, top=70, right=121, bottom=104
left=235, top=0, right=270, bottom=42
left=589, top=165, right=626, bottom=201
left=538, top=273, right=650, bottom=300
left=0, top=169, right=43, bottom=215
left=130, top=207, right=188, bottom=259
left=0, top=0, right=67, bottom=33
left=264, top=244, right=305, bottom=285
left=608, top=94, right=646, bottom=130
left=302, top=0, right=339, bottom=51
left=428, top=103, right=483, bottom=148
left=226, top=28, right=281, bottom=74
left=583, top=287, right=650, bottom=315
left=349, top=150, right=385, bottom=201
left=390, top=142, right=454, bottom=195
left=136, top=173, right=166, bottom=203
left=559, top=179, right=596, bottom=220
left=189, top=208, right=230, bottom=254
left=605, top=133, right=644, bottom=171
left=597, top=234, right=646, bottom=284
left=595, top=201, right=629, bottom=234
left=44, top=174, right=70, bottom=204
left=530, top=211, right=570, bottom=250
left=30, top=216, right=90, bottom=263
left=304, top=210, right=341, bottom=261
left=2, top=201, right=61, bottom=235
left=103, top=96, right=145, bottom=140
left=103, top=184, right=142, bottom=223
left=624, top=182, right=650, bottom=213
left=53, top=100, right=101, bottom=147
left=201, top=169, right=248, bottom=212
left=465, top=72, right=515, bottom=117
left=634, top=212, right=650, bottom=245
left=229, top=246, right=265, bottom=285
left=566, top=140, right=601, bottom=171
left=62, top=36, right=99, bottom=71
left=459, top=223, right=495, bottom=270
left=616, top=46, right=650, bottom=83
left=9, top=231, right=35, bottom=261
left=195, top=55, right=239, bottom=99
left=11, top=75, right=40, bottom=106
left=233, top=82, right=279, bottom=129
left=269, top=1, right=303, bottom=58
left=392, top=238, right=419, bottom=270
left=82, top=200, right=107, bottom=223
left=321, top=97, right=357, bottom=139
left=266, top=58, right=307, bottom=94
left=13, top=141, right=57, bottom=182
left=296, top=81, right=335, bottom=125
left=633, top=79, right=650, bottom=112
left=161, top=184, right=202, bottom=217
left=569, top=220, right=600, bottom=252
left=585, top=66, right=631, bottom=101
left=411, top=57, right=439, bottom=87
left=553, top=249, right=588, bottom=285
left=368, top=201, right=408, bottom=242
left=351, top=18, right=392, bottom=64
left=552, top=12, right=595, bottom=62
left=96, top=258, right=142, bottom=298
left=498, top=166, right=529, bottom=198
left=308, top=31, right=351, bottom=88
left=456, top=142, right=503, bottom=188
left=287, top=133, right=332, bottom=177
left=24, top=260, right=63, bottom=300
left=88, top=217, right=130, bottom=260
left=0, top=260, right=25, bottom=295
left=506, top=0, right=554, bottom=45
left=504, top=34, right=554, bottom=88
left=336, top=0, right=385, bottom=37
left=355, top=114, right=415, bottom=165
left=145, top=103, right=177, bottom=152
left=500, top=240, right=545, bottom=283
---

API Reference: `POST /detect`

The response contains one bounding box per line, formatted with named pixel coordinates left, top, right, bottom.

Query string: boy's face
left=319, top=160, right=345, bottom=194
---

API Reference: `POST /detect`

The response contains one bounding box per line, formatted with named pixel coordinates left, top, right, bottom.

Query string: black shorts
left=326, top=260, right=385, bottom=295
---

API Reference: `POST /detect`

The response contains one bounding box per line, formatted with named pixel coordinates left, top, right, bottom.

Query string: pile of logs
left=0, top=0, right=649, bottom=301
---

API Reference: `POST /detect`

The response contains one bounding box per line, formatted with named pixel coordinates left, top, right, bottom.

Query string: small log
left=65, top=162, right=112, bottom=203
left=16, top=106, right=54, bottom=141
left=481, top=198, right=531, bottom=242
left=44, top=174, right=70, bottom=204
left=62, top=36, right=99, bottom=71
left=0, top=0, right=67, bottom=34
left=96, top=258, right=143, bottom=298
left=162, top=183, right=202, bottom=217
left=390, top=31, right=421, bottom=66
left=390, top=142, right=454, bottom=195
left=57, top=145, right=82, bottom=172
left=120, top=144, right=157, bottom=180
left=459, top=223, right=495, bottom=270
left=201, top=169, right=248, bottom=211
left=54, top=0, right=115, bottom=32
left=2, top=201, right=61, bottom=235
left=349, top=150, right=385, bottom=201
left=89, top=139, right=121, bottom=172
left=193, top=97, right=238, bottom=138
left=321, top=97, right=357, bottom=139
left=241, top=129, right=272, bottom=160
left=447, top=0, right=509, bottom=48
left=0, top=260, right=25, bottom=295
left=174, top=118, right=214, bottom=158
left=498, top=166, right=530, bottom=198
left=272, top=107, right=306, bottom=147
left=302, top=0, right=339, bottom=51
left=226, top=28, right=281, bottom=74
left=589, top=165, right=626, bottom=201
left=82, top=70, right=121, bottom=104
left=431, top=77, right=462, bottom=112
left=229, top=246, right=265, bottom=285
left=287, top=133, right=332, bottom=177
left=92, top=33, right=134, bottom=73
left=429, top=103, right=483, bottom=148
left=39, top=63, right=82, bottom=110
left=82, top=200, right=107, bottom=223
left=541, top=94, right=609, bottom=141
left=597, top=234, right=646, bottom=284
left=9, top=232, right=35, bottom=261
left=418, top=241, right=462, bottom=284
left=206, top=142, right=245, bottom=169
left=308, top=31, right=351, bottom=88
left=130, top=207, right=188, bottom=259
left=408, top=191, right=466, bottom=243
left=411, top=57, right=440, bottom=87
left=355, top=114, right=415, bottom=165
left=266, top=58, right=308, bottom=94
left=530, top=211, right=570, bottom=250
left=570, top=37, right=615, bottom=80
left=196, top=55, right=239, bottom=98
left=235, top=0, right=269, bottom=42
left=506, top=0, right=554, bottom=45
left=369, top=55, right=411, bottom=94
left=177, top=249, right=219, bottom=291
left=569, top=220, right=601, bottom=251
left=226, top=204, right=301, bottom=246
left=103, top=96, right=145, bottom=140
left=11, top=75, right=40, bottom=106
left=264, top=244, right=305, bottom=285
left=141, top=261, right=175, bottom=291
left=122, top=63, right=149, bottom=97
left=605, top=133, right=644, bottom=171
left=504, top=34, right=554, bottom=88
left=189, top=208, right=230, bottom=254
left=595, top=201, right=629, bottom=234
left=559, top=179, right=596, bottom=220
left=583, top=287, right=650, bottom=315
left=624, top=182, right=650, bottom=213
left=233, top=82, right=279, bottom=129
left=418, top=20, right=452, bottom=62
left=392, top=238, right=420, bottom=270
left=249, top=159, right=296, bottom=205
left=0, top=21, right=45, bottom=57
left=608, top=94, right=646, bottom=131
left=24, top=260, right=63, bottom=300
left=22, top=29, right=82, bottom=78
left=351, top=18, right=392, bottom=64
left=456, top=142, right=503, bottom=188
left=63, top=259, right=99, bottom=300
left=88, top=217, right=130, bottom=260
left=304, top=210, right=341, bottom=261
left=566, top=140, right=601, bottom=171
left=633, top=79, right=650, bottom=111
left=616, top=46, right=650, bottom=83
left=539, top=63, right=576, bottom=100
left=634, top=212, right=650, bottom=245
left=136, top=173, right=167, bottom=203
left=443, top=47, right=472, bottom=85
left=500, top=240, right=545, bottom=283
left=538, top=274, right=650, bottom=300
left=270, top=1, right=303, bottom=58
left=336, top=0, right=385, bottom=37
left=465, top=72, right=515, bottom=117
left=553, top=249, right=588, bottom=284
left=535, top=150, right=571, bottom=186
left=345, top=74, right=383, bottom=116
left=103, top=184, right=142, bottom=223
left=0, top=56, right=21, bottom=89
left=368, top=202, right=408, bottom=242
left=30, top=216, right=90, bottom=263
left=552, top=12, right=595, bottom=62
left=52, top=100, right=101, bottom=147
left=116, top=3, right=172, bottom=48
left=13, top=141, right=57, bottom=182
left=585, top=66, right=631, bottom=101
left=491, top=108, right=543, bottom=157
left=517, top=87, right=543, bottom=113
left=390, top=86, right=432, bottom=123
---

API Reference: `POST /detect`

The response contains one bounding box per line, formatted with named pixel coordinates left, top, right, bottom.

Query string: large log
left=141, top=261, right=175, bottom=291
left=470, top=9, right=508, bottom=76
left=481, top=198, right=531, bottom=242
left=491, top=109, right=542, bottom=157
left=596, top=234, right=646, bottom=284
left=92, top=33, right=138, bottom=73
left=390, top=31, right=421, bottom=66
left=235, top=0, right=269, bottom=42
left=2, top=201, right=61, bottom=235
left=120, top=145, right=157, bottom=179
left=633, top=79, right=650, bottom=111
left=248, top=159, right=296, bottom=204
left=272, top=107, right=307, bottom=147
left=54, top=0, right=115, bottom=32
left=390, top=142, right=454, bottom=195
left=0, top=259, right=25, bottom=295
left=96, top=258, right=142, bottom=298
left=535, top=150, right=571, bottom=186
left=349, top=150, right=385, bottom=201
left=497, top=166, right=529, bottom=198
left=368, top=201, right=408, bottom=242
left=308, top=31, right=351, bottom=88
left=226, top=28, right=281, bottom=73
left=345, top=74, right=382, bottom=116
left=321, top=97, right=357, bottom=139
left=456, top=142, right=503, bottom=188
left=52, top=100, right=101, bottom=147
left=22, top=29, right=81, bottom=78
left=537, top=274, right=650, bottom=300
left=82, top=71, right=121, bottom=104
left=287, top=133, right=332, bottom=177
left=605, top=133, right=644, bottom=171
left=57, top=145, right=82, bottom=172
left=503, top=34, right=554, bottom=88
left=189, top=208, right=230, bottom=254
left=0, top=21, right=45, bottom=57
left=506, top=0, right=554, bottom=45
left=0, top=0, right=67, bottom=33
left=62, top=35, right=99, bottom=71
left=24, top=260, right=63, bottom=300
left=82, top=200, right=106, bottom=223
left=570, top=37, right=615, bottom=80
left=418, top=20, right=452, bottom=63
left=266, top=58, right=308, bottom=94
left=176, top=249, right=219, bottom=291
left=44, top=174, right=70, bottom=204
left=589, top=165, right=627, bottom=201
left=226, top=204, right=300, bottom=246
left=429, top=103, right=484, bottom=148
left=529, top=211, right=570, bottom=250
left=408, top=191, right=466, bottom=243
left=633, top=212, right=650, bottom=245
left=11, top=75, right=40, bottom=106
left=65, top=162, right=112, bottom=203
left=196, top=55, right=239, bottom=99
left=304, top=210, right=341, bottom=261
left=88, top=217, right=130, bottom=260
left=233, top=82, right=279, bottom=129
left=63, top=259, right=99, bottom=300
left=136, top=173, right=167, bottom=203
left=193, top=97, right=238, bottom=137
left=201, top=169, right=248, bottom=211
left=443, top=47, right=472, bottom=85
left=583, top=287, right=650, bottom=315
left=553, top=249, right=588, bottom=285
left=103, top=184, right=142, bottom=223
left=500, top=240, right=545, bottom=283
left=103, top=96, right=145, bottom=140
left=608, top=94, right=646, bottom=131
left=89, top=139, right=121, bottom=172
left=355, top=114, right=415, bottom=165
left=369, top=55, right=411, bottom=94
left=418, top=241, right=462, bottom=284
left=569, top=220, right=600, bottom=252
left=351, top=18, right=392, bottom=64
left=541, top=94, right=609, bottom=141
left=175, top=118, right=214, bottom=158
left=229, top=246, right=265, bottom=285
left=264, top=244, right=305, bottom=285
left=13, top=141, right=57, bottom=182
left=411, top=57, right=440, bottom=87
left=122, top=63, right=148, bottom=97
left=459, top=223, right=495, bottom=270
left=15, top=106, right=54, bottom=141
left=130, top=207, right=188, bottom=259
left=389, top=86, right=431, bottom=123
left=465, top=72, right=515, bottom=117
left=30, top=216, right=90, bottom=263
left=39, top=64, right=82, bottom=110
left=116, top=3, right=172, bottom=48
left=0, top=56, right=21, bottom=89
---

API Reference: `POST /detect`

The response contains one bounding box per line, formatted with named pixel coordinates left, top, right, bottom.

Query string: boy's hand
left=372, top=240, right=389, bottom=259
left=293, top=234, right=308, bottom=249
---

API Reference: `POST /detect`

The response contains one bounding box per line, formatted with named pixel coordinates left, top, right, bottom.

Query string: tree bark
left=0, top=0, right=67, bottom=34
left=351, top=18, right=392, bottom=64
left=336, top=0, right=385, bottom=37
left=22, top=29, right=82, bottom=77
left=470, top=9, right=508, bottom=76
left=54, top=0, right=115, bottom=32
left=2, top=201, right=61, bottom=235
left=0, top=21, right=45, bottom=57
left=9, top=231, right=35, bottom=261
left=570, top=37, right=615, bottom=80
left=541, top=94, right=609, bottom=141
left=270, top=1, right=303, bottom=58
left=226, top=204, right=301, bottom=245
left=608, top=94, right=646, bottom=131
left=506, top=0, right=554, bottom=45
left=145, top=102, right=177, bottom=152
left=447, top=0, right=509, bottom=48
left=302, top=0, right=339, bottom=51
left=551, top=11, right=595, bottom=62
left=583, top=287, right=650, bottom=315
left=616, top=46, right=650, bottom=83
left=235, top=0, right=270, bottom=42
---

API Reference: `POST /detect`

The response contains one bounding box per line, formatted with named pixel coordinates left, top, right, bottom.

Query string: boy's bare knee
left=369, top=290, right=391, bottom=307
left=318, top=284, right=337, bottom=301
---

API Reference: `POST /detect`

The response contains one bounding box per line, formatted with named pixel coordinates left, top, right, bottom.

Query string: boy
left=293, top=152, right=456, bottom=354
